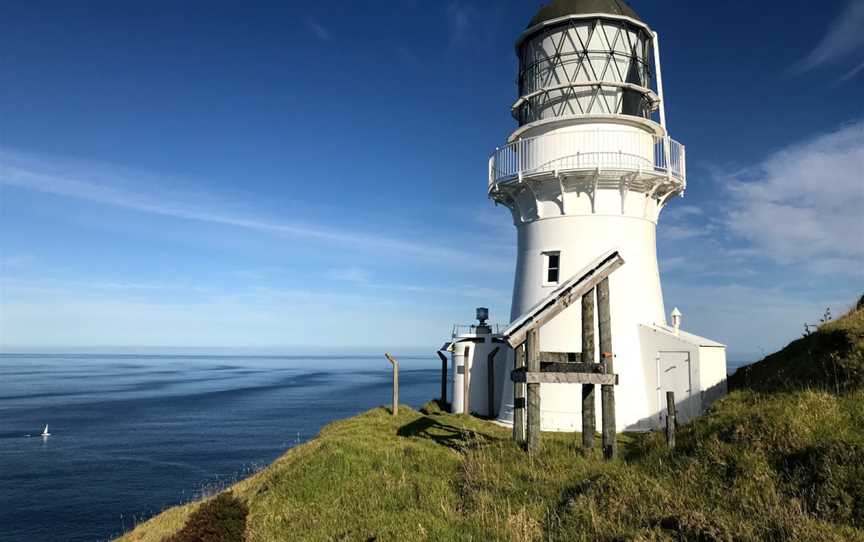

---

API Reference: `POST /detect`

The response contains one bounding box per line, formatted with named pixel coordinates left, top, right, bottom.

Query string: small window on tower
left=543, top=251, right=560, bottom=285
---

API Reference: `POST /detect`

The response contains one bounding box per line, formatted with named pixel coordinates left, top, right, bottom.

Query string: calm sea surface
left=0, top=353, right=439, bottom=542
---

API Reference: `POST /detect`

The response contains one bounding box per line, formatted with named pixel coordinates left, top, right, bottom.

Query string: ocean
left=0, top=353, right=440, bottom=542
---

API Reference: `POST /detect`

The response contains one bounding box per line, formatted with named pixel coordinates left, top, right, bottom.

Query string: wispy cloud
left=721, top=120, right=864, bottom=274
left=795, top=0, right=864, bottom=80
left=445, top=1, right=476, bottom=47
left=659, top=203, right=715, bottom=241
left=0, top=149, right=509, bottom=268
left=304, top=17, right=331, bottom=41
left=325, top=267, right=371, bottom=283
left=322, top=267, right=508, bottom=302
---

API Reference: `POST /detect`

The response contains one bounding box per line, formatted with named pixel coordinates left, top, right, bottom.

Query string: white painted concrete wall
left=698, top=346, right=728, bottom=410
left=512, top=217, right=665, bottom=430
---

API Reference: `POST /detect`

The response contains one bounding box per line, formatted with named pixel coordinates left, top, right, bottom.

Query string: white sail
left=42, top=424, right=49, bottom=436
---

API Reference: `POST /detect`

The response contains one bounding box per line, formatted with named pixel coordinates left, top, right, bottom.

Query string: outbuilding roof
left=642, top=323, right=727, bottom=348
left=527, top=0, right=642, bottom=28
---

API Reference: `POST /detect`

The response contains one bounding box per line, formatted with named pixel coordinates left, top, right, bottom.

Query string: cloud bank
left=0, top=149, right=508, bottom=269
left=723, top=120, right=864, bottom=273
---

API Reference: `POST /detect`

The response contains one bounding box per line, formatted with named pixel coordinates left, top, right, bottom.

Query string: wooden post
left=436, top=351, right=448, bottom=406
left=513, top=343, right=526, bottom=445
left=385, top=353, right=399, bottom=416
left=581, top=288, right=596, bottom=450
left=665, top=391, right=676, bottom=450
left=597, top=278, right=616, bottom=459
left=526, top=327, right=541, bottom=453
left=462, top=346, right=470, bottom=415
left=487, top=347, right=499, bottom=418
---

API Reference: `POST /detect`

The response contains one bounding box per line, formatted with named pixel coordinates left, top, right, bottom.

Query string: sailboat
left=41, top=424, right=50, bottom=437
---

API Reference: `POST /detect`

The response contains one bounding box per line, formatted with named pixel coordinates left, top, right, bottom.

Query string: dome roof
left=527, top=0, right=642, bottom=28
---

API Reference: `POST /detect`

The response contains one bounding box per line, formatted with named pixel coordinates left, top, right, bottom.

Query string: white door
left=657, top=351, right=693, bottom=425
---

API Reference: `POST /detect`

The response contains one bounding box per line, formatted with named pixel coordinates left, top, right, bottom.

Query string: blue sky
left=1, top=0, right=862, bottom=356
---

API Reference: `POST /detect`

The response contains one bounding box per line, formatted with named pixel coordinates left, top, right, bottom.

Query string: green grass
left=119, top=302, right=864, bottom=541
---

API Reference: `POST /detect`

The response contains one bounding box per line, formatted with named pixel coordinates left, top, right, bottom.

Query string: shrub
left=163, top=492, right=248, bottom=542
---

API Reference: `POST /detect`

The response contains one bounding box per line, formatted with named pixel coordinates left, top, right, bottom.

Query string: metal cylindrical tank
left=450, top=340, right=469, bottom=414
left=448, top=314, right=508, bottom=417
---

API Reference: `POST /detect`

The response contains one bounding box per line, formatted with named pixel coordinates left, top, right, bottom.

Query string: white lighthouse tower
left=486, top=0, right=728, bottom=431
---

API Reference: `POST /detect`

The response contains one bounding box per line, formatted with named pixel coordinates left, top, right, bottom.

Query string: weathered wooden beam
left=598, top=278, right=616, bottom=459
left=539, top=361, right=598, bottom=373
left=487, top=347, right=499, bottom=418
left=512, top=361, right=608, bottom=377
left=581, top=287, right=596, bottom=450
left=436, top=350, right=448, bottom=406
left=385, top=353, right=399, bottom=416
left=665, top=391, right=676, bottom=450
left=462, top=345, right=470, bottom=415
left=512, top=371, right=617, bottom=385
left=526, top=327, right=541, bottom=453
left=504, top=251, right=624, bottom=348
left=512, top=343, right=526, bottom=445
left=539, top=351, right=580, bottom=362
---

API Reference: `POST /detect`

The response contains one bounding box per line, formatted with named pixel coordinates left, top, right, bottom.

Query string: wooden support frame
left=526, top=328, right=541, bottom=453
left=581, top=287, right=596, bottom=450
left=539, top=351, right=580, bottom=362
left=512, top=370, right=617, bottom=385
left=502, top=250, right=623, bottom=458
left=539, top=361, right=597, bottom=373
left=598, top=278, right=616, bottom=459
left=503, top=250, right=624, bottom=349
left=512, top=343, right=526, bottom=444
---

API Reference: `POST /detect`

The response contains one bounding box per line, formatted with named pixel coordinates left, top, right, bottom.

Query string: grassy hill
left=119, top=301, right=864, bottom=541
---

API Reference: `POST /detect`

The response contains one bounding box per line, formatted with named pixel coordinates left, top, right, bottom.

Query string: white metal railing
left=451, top=323, right=502, bottom=337
left=488, top=130, right=685, bottom=187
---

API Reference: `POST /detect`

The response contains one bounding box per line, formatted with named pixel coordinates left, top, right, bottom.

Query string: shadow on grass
left=397, top=415, right=503, bottom=452
left=163, top=492, right=247, bottom=542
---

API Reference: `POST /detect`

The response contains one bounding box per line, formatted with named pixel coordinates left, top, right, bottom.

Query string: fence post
left=385, top=353, right=399, bottom=416
left=526, top=327, right=541, bottom=453
left=581, top=288, right=596, bottom=450
left=436, top=351, right=448, bottom=406
left=487, top=347, right=499, bottom=418
left=598, top=278, right=616, bottom=459
left=665, top=391, right=676, bottom=450
left=513, top=343, right=526, bottom=445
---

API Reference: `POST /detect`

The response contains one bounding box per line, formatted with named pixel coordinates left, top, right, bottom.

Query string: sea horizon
left=0, top=351, right=442, bottom=541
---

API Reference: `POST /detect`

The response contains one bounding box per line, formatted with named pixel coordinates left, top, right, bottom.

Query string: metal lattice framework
left=515, top=17, right=656, bottom=124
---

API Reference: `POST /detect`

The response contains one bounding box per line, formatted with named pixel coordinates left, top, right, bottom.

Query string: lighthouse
left=476, top=0, right=728, bottom=431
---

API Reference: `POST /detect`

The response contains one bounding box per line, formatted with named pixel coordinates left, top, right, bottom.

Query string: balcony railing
left=488, top=130, right=686, bottom=188
left=451, top=323, right=502, bottom=337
